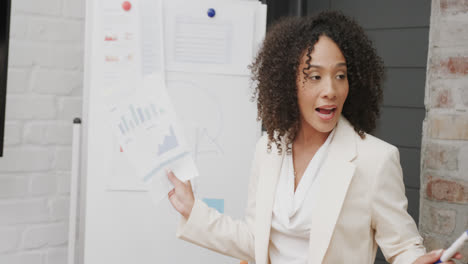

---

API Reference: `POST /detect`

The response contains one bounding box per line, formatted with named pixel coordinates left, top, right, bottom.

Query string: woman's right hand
left=413, top=249, right=462, bottom=264
left=167, top=169, right=195, bottom=219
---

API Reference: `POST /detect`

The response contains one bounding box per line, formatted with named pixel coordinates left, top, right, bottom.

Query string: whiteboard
left=80, top=0, right=266, bottom=263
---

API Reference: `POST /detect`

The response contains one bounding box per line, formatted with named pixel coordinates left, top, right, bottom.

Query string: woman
left=166, top=11, right=462, bottom=264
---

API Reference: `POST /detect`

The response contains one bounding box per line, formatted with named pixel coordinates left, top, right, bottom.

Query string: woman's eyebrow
left=308, top=62, right=347, bottom=69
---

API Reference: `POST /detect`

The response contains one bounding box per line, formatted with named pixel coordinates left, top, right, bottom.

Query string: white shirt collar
left=273, top=128, right=336, bottom=223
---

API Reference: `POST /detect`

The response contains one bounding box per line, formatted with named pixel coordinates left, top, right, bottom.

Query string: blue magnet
left=207, top=8, right=216, bottom=18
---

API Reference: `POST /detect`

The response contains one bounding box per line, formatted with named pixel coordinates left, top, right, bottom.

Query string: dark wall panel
left=373, top=107, right=425, bottom=148
left=406, top=188, right=421, bottom=224
left=399, top=147, right=421, bottom=189
left=383, top=68, right=426, bottom=108
left=327, top=0, right=431, bottom=29
left=307, top=0, right=330, bottom=14
left=366, top=28, right=429, bottom=68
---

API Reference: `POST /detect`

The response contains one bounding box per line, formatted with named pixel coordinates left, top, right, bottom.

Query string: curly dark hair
left=250, top=11, right=384, bottom=153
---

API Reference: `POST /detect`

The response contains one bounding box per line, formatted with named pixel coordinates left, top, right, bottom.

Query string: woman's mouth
left=315, top=107, right=337, bottom=120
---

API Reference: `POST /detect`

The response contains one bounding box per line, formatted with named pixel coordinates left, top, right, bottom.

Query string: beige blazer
left=176, top=117, right=426, bottom=263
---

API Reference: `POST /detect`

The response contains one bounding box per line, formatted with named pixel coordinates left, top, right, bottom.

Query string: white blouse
left=269, top=130, right=335, bottom=264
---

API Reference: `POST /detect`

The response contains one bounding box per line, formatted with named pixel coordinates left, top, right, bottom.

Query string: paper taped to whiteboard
left=202, top=198, right=224, bottom=213
left=164, top=0, right=256, bottom=75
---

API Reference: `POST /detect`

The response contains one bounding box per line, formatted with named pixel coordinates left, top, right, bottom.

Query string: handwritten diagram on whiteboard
left=167, top=80, right=224, bottom=162
left=166, top=72, right=261, bottom=200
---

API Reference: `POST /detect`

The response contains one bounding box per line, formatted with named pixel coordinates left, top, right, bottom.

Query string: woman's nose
left=321, top=77, right=337, bottom=99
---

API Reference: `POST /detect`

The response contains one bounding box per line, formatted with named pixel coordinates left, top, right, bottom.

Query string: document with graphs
left=93, top=0, right=198, bottom=199
left=108, top=75, right=198, bottom=202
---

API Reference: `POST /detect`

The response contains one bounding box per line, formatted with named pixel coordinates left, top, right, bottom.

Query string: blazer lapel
left=308, top=117, right=357, bottom=264
left=255, top=143, right=285, bottom=264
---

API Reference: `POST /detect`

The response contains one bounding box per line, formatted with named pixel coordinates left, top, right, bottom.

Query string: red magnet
left=122, top=1, right=132, bottom=11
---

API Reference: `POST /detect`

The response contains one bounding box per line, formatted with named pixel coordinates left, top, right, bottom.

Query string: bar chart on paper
left=112, top=100, right=183, bottom=163
left=107, top=87, right=195, bottom=189
left=115, top=103, right=164, bottom=137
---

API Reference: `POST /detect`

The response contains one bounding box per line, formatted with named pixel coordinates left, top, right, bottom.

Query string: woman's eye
left=310, top=75, right=321, bottom=80
left=336, top=74, right=346, bottom=80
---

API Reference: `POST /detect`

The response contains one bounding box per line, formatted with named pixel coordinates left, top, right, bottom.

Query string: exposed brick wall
left=0, top=0, right=84, bottom=263
left=420, top=0, right=468, bottom=262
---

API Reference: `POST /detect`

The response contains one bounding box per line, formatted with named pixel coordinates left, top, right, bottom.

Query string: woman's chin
left=313, top=114, right=340, bottom=133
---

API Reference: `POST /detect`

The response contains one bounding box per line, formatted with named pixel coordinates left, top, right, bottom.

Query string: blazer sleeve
left=371, top=146, right=426, bottom=264
left=175, top=137, right=265, bottom=262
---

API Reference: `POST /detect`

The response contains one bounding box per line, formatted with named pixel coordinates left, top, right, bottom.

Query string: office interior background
left=0, top=0, right=467, bottom=263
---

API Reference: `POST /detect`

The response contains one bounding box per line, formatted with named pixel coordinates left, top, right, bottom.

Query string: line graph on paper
left=157, top=126, right=179, bottom=155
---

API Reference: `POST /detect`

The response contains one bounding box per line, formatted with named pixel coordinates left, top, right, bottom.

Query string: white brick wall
left=0, top=227, right=21, bottom=253
left=63, top=0, right=85, bottom=18
left=13, top=0, right=62, bottom=16
left=4, top=122, right=23, bottom=146
left=0, top=176, right=29, bottom=198
left=6, top=95, right=57, bottom=120
left=0, top=199, right=49, bottom=224
left=32, top=70, right=82, bottom=95
left=6, top=68, right=30, bottom=93
left=0, top=251, right=44, bottom=264
left=30, top=174, right=58, bottom=196
left=1, top=0, right=84, bottom=261
left=57, top=97, right=82, bottom=120
left=46, top=247, right=67, bottom=264
left=56, top=172, right=71, bottom=194
left=0, top=147, right=54, bottom=172
left=22, top=223, right=68, bottom=249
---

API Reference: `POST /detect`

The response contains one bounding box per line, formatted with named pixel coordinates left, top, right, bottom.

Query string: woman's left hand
left=167, top=169, right=195, bottom=219
left=412, top=249, right=463, bottom=264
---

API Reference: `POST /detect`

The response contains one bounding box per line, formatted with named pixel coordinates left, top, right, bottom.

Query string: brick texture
left=13, top=0, right=62, bottom=16
left=439, top=57, right=468, bottom=75
left=0, top=227, right=20, bottom=253
left=429, top=78, right=467, bottom=109
left=0, top=0, right=84, bottom=261
left=22, top=223, right=67, bottom=249
left=6, top=95, right=56, bottom=120
left=421, top=1, right=468, bottom=263
left=431, top=88, right=453, bottom=108
left=46, top=247, right=67, bottom=264
left=32, top=69, right=82, bottom=95
left=425, top=176, right=468, bottom=203
left=420, top=204, right=456, bottom=235
left=430, top=114, right=468, bottom=140
left=0, top=252, right=44, bottom=264
left=440, top=0, right=468, bottom=14
left=6, top=68, right=30, bottom=94
left=0, top=176, right=29, bottom=198
left=0, top=199, right=49, bottom=225
left=4, top=122, right=23, bottom=146
left=423, top=142, right=458, bottom=171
